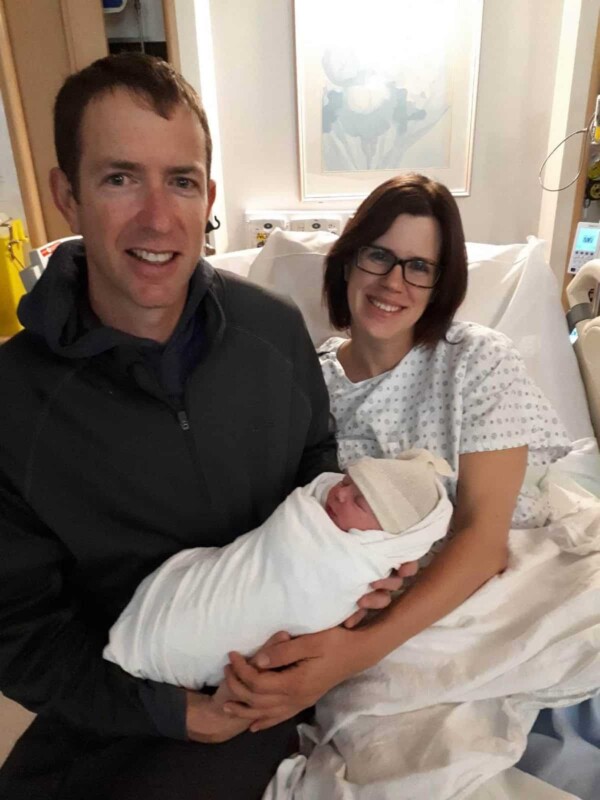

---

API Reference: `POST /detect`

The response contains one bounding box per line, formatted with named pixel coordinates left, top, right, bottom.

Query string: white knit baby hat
left=347, top=449, right=453, bottom=533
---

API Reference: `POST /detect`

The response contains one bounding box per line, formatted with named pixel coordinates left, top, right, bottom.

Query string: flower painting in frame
left=294, top=0, right=483, bottom=200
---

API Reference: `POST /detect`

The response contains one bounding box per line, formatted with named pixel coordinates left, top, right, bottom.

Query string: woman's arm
left=352, top=444, right=528, bottom=657
left=222, top=445, right=527, bottom=731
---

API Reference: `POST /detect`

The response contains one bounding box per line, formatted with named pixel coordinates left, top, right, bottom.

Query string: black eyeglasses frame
left=354, top=245, right=441, bottom=289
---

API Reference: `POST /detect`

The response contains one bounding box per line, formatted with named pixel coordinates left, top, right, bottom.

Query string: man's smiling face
left=54, top=88, right=215, bottom=340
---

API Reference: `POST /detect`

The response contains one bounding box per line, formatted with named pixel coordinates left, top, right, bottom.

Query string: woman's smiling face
left=345, top=214, right=441, bottom=348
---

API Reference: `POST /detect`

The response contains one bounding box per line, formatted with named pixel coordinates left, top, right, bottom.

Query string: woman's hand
left=343, top=560, right=419, bottom=628
left=222, top=625, right=379, bottom=733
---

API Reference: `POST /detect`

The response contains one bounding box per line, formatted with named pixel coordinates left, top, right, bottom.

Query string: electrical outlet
left=246, top=216, right=288, bottom=248
left=289, top=215, right=342, bottom=235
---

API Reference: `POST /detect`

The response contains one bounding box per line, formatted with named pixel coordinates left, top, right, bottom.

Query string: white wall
left=208, top=0, right=565, bottom=251
left=461, top=0, right=563, bottom=243
left=0, top=94, right=25, bottom=222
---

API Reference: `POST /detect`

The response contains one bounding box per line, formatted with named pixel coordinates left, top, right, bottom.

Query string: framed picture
left=294, top=0, right=483, bottom=200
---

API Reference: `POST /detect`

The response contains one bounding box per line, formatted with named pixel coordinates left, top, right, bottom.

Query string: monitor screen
left=576, top=226, right=600, bottom=253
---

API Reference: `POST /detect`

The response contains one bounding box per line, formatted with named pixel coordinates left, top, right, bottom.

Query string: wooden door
left=0, top=0, right=108, bottom=247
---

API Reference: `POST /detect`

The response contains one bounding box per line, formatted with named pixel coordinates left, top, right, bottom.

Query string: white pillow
left=231, top=234, right=528, bottom=345
left=207, top=247, right=259, bottom=278
left=214, top=229, right=594, bottom=441
left=457, top=242, right=525, bottom=328
left=246, top=228, right=342, bottom=346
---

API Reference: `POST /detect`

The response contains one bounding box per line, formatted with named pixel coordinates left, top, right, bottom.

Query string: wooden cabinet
left=0, top=0, right=108, bottom=246
left=0, top=0, right=179, bottom=248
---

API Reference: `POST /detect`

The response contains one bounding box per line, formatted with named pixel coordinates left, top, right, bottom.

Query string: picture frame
left=294, top=0, right=484, bottom=200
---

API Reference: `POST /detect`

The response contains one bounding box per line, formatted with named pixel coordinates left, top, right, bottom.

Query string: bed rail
left=567, top=260, right=600, bottom=441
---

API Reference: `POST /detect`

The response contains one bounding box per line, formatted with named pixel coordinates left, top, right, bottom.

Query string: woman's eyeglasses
left=355, top=245, right=440, bottom=289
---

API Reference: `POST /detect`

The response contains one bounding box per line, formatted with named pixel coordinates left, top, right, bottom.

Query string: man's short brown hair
left=54, top=52, right=212, bottom=199
left=323, top=173, right=468, bottom=348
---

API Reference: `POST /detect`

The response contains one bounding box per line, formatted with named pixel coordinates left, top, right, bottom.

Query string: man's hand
left=221, top=563, right=420, bottom=733
left=185, top=632, right=294, bottom=742
left=343, top=560, right=419, bottom=628
left=185, top=681, right=250, bottom=743
left=222, top=625, right=380, bottom=733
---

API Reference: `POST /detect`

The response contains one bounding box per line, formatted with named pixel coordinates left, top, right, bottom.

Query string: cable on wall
left=539, top=114, right=595, bottom=193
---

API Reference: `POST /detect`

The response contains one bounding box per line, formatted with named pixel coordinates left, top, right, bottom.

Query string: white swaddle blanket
left=104, top=473, right=452, bottom=688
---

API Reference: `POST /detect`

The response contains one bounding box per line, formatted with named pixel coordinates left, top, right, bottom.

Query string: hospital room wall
left=208, top=0, right=564, bottom=253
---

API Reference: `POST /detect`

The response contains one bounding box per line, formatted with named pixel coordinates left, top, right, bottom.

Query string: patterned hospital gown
left=319, top=322, right=572, bottom=529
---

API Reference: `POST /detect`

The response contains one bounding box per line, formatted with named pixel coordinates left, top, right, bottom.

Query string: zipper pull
left=177, top=410, right=191, bottom=431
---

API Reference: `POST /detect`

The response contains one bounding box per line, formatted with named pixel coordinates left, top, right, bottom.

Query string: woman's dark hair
left=54, top=52, right=212, bottom=200
left=323, top=173, right=468, bottom=348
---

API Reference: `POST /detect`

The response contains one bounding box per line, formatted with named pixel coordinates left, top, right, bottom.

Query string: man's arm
left=0, top=473, right=186, bottom=738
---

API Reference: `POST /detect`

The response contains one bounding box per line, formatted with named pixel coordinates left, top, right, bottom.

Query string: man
left=0, top=52, right=335, bottom=799
left=0, top=54, right=402, bottom=799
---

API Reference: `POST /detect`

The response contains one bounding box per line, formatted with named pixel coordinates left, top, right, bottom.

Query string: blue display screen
left=570, top=328, right=579, bottom=345
left=576, top=226, right=600, bottom=252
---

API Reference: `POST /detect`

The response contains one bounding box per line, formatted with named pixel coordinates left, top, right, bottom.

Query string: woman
left=222, top=173, right=571, bottom=732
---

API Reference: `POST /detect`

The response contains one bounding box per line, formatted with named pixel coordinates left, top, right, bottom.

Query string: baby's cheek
left=365, top=509, right=382, bottom=530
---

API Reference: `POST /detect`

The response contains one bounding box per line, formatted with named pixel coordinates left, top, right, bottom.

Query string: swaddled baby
left=104, top=450, right=453, bottom=688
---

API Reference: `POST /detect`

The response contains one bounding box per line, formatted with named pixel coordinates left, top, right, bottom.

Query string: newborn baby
left=104, top=451, right=453, bottom=688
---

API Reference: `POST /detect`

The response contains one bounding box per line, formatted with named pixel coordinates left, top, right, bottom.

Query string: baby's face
left=325, top=475, right=381, bottom=532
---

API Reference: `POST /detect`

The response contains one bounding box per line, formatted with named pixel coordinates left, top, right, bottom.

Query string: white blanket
left=104, top=473, right=452, bottom=688
left=264, top=468, right=600, bottom=800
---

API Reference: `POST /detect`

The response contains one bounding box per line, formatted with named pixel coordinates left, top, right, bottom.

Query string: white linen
left=104, top=473, right=452, bottom=688
left=320, top=322, right=572, bottom=529
left=263, top=472, right=600, bottom=800
left=466, top=768, right=582, bottom=800
left=265, top=748, right=585, bottom=800
left=207, top=246, right=259, bottom=277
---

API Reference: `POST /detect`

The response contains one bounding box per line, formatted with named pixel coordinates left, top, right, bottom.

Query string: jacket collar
left=17, top=239, right=222, bottom=360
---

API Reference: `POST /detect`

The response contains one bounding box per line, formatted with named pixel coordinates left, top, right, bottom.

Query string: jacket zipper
left=174, top=403, right=213, bottom=513
left=177, top=409, right=191, bottom=431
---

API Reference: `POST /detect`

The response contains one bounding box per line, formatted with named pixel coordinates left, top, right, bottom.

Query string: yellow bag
left=0, top=218, right=28, bottom=337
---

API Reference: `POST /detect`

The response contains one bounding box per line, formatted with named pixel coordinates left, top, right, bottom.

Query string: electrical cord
left=133, top=0, right=145, bottom=54
left=0, top=218, right=27, bottom=271
left=538, top=114, right=595, bottom=192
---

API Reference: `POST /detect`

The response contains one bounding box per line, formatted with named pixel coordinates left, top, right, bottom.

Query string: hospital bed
left=1, top=232, right=598, bottom=799
left=567, top=259, right=600, bottom=441
left=207, top=229, right=600, bottom=800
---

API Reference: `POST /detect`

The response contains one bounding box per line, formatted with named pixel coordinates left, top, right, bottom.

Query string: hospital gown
left=319, top=322, right=572, bottom=529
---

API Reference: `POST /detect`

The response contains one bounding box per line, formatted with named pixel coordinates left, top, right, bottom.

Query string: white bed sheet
left=468, top=768, right=581, bottom=800
left=266, top=759, right=582, bottom=800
